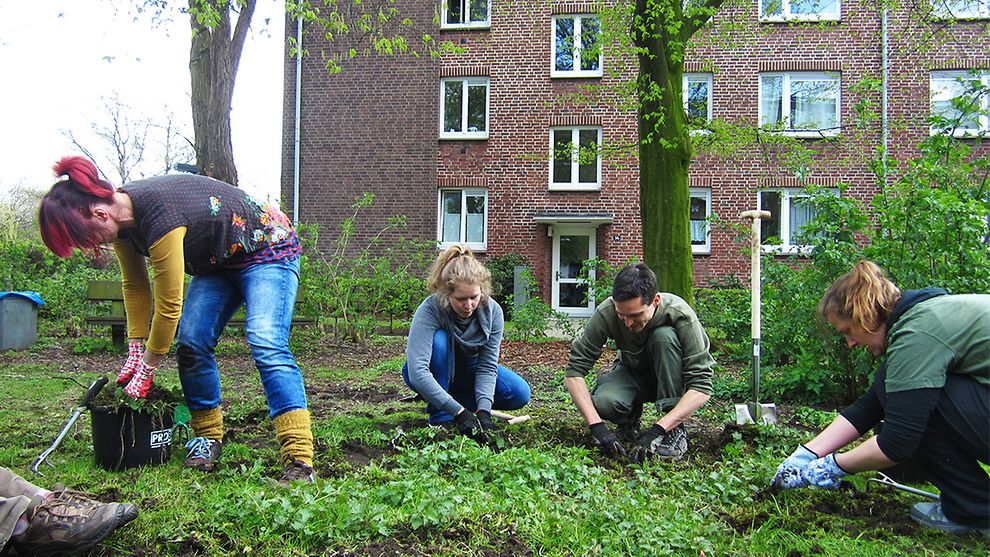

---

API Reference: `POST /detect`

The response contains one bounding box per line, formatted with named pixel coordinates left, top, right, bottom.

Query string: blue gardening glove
left=771, top=444, right=818, bottom=489
left=802, top=453, right=849, bottom=489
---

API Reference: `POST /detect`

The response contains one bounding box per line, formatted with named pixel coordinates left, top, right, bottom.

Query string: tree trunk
left=634, top=0, right=695, bottom=304
left=188, top=0, right=256, bottom=186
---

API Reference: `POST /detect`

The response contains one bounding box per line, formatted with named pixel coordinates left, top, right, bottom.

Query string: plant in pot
left=88, top=381, right=185, bottom=471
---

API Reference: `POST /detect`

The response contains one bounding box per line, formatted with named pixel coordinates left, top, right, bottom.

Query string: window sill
left=550, top=70, right=604, bottom=79
left=440, top=23, right=492, bottom=31
left=440, top=133, right=489, bottom=141
left=762, top=245, right=813, bottom=256
left=549, top=184, right=602, bottom=192
left=930, top=128, right=989, bottom=138
left=929, top=14, right=989, bottom=22
left=691, top=247, right=711, bottom=255
left=759, top=15, right=841, bottom=23
left=765, top=129, right=841, bottom=139
left=439, top=242, right=486, bottom=252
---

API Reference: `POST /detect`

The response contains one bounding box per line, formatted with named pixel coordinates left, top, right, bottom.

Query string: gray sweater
left=405, top=294, right=504, bottom=416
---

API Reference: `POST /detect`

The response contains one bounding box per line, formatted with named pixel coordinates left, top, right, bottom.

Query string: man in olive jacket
left=565, top=264, right=715, bottom=462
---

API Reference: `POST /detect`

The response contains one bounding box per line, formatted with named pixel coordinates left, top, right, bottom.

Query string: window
left=441, top=0, right=490, bottom=28
left=440, top=78, right=489, bottom=139
left=760, top=72, right=840, bottom=137
left=760, top=0, right=840, bottom=21
left=552, top=15, right=602, bottom=78
left=550, top=127, right=602, bottom=190
left=931, top=0, right=989, bottom=19
left=930, top=71, right=989, bottom=137
left=683, top=73, right=713, bottom=127
left=690, top=188, right=711, bottom=254
left=758, top=189, right=838, bottom=253
left=438, top=189, right=487, bottom=250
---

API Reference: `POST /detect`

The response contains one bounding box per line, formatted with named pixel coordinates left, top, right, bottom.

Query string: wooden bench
left=85, top=280, right=315, bottom=351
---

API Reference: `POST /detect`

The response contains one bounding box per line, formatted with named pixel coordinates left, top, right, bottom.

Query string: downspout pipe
left=292, top=14, right=303, bottom=226
left=881, top=4, right=889, bottom=190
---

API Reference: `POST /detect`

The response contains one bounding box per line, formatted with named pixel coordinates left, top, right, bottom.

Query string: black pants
left=910, top=374, right=990, bottom=528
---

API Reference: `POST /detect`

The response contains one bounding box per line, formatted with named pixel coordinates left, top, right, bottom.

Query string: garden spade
left=735, top=210, right=778, bottom=425
left=31, top=376, right=109, bottom=475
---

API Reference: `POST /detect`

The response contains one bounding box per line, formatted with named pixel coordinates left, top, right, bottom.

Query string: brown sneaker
left=12, top=491, right=138, bottom=556
left=183, top=437, right=222, bottom=471
left=279, top=459, right=316, bottom=486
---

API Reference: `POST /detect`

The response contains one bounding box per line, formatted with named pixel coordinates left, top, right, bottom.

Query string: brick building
left=281, top=0, right=989, bottom=316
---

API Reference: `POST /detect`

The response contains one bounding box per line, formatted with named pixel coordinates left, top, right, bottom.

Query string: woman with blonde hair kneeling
left=403, top=245, right=530, bottom=440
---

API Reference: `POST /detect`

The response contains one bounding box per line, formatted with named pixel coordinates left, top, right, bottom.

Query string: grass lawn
left=0, top=329, right=986, bottom=556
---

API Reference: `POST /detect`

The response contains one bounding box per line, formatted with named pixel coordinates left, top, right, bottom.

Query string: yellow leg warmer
left=273, top=408, right=314, bottom=466
left=189, top=407, right=224, bottom=442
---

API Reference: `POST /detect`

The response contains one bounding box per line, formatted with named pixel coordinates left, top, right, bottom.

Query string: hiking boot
left=911, top=502, right=990, bottom=537
left=11, top=490, right=138, bottom=556
left=655, top=424, right=689, bottom=461
left=279, top=459, right=316, bottom=486
left=183, top=437, right=222, bottom=471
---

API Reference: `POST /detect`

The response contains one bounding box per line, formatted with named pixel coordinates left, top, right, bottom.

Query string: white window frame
left=690, top=188, right=712, bottom=254
left=683, top=73, right=713, bottom=129
left=758, top=188, right=838, bottom=255
left=931, top=0, right=990, bottom=20
left=439, top=77, right=490, bottom=140
left=549, top=126, right=603, bottom=191
left=759, top=72, right=841, bottom=138
left=437, top=188, right=488, bottom=251
left=440, top=0, right=491, bottom=29
left=930, top=71, right=990, bottom=137
left=759, top=0, right=841, bottom=21
left=551, top=15, right=603, bottom=78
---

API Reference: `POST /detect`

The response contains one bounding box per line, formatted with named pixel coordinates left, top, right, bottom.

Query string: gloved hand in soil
left=802, top=453, right=848, bottom=489
left=629, top=424, right=666, bottom=464
left=116, top=339, right=144, bottom=385
left=123, top=359, right=157, bottom=399
left=454, top=409, right=487, bottom=442
left=476, top=410, right=499, bottom=433
left=590, top=422, right=627, bottom=459
left=772, top=444, right=819, bottom=489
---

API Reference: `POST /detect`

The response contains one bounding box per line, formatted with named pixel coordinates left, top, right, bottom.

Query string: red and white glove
left=123, top=359, right=157, bottom=399
left=116, top=340, right=144, bottom=385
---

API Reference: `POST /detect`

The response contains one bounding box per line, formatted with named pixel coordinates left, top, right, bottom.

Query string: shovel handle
left=79, top=377, right=109, bottom=408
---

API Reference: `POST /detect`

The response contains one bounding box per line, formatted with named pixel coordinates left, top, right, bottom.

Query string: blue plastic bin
left=0, top=292, right=44, bottom=350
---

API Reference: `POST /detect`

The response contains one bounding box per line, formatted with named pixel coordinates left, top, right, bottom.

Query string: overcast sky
left=0, top=1, right=285, bottom=202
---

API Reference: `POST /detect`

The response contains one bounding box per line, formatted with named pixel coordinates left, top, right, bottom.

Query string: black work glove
left=590, top=422, right=627, bottom=458
left=476, top=410, right=499, bottom=433
left=454, top=409, right=486, bottom=441
left=629, top=424, right=666, bottom=464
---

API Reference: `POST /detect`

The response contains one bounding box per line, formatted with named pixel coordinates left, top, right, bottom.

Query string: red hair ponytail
left=52, top=156, right=114, bottom=200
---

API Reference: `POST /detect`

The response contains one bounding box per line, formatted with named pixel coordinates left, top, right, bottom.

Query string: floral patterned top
left=120, top=174, right=298, bottom=274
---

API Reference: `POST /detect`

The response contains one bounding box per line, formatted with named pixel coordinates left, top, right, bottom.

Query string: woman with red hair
left=39, top=156, right=315, bottom=485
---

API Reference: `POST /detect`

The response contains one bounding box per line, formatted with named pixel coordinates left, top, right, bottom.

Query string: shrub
left=485, top=253, right=527, bottom=320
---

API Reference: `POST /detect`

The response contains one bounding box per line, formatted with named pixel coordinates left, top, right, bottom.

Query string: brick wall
left=283, top=0, right=990, bottom=302
left=281, top=0, right=438, bottom=255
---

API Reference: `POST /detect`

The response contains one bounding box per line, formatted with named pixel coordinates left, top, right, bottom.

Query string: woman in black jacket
left=773, top=261, right=989, bottom=536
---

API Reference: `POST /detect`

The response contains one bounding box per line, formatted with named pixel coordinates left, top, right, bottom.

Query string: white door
left=551, top=226, right=596, bottom=316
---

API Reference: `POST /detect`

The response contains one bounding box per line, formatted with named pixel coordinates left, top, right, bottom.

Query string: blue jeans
left=402, top=328, right=530, bottom=424
left=176, top=255, right=307, bottom=418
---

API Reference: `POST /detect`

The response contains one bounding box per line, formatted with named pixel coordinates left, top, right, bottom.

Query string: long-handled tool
left=31, top=377, right=109, bottom=475
left=735, top=210, right=778, bottom=425
left=867, top=471, right=939, bottom=500
left=490, top=409, right=532, bottom=425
